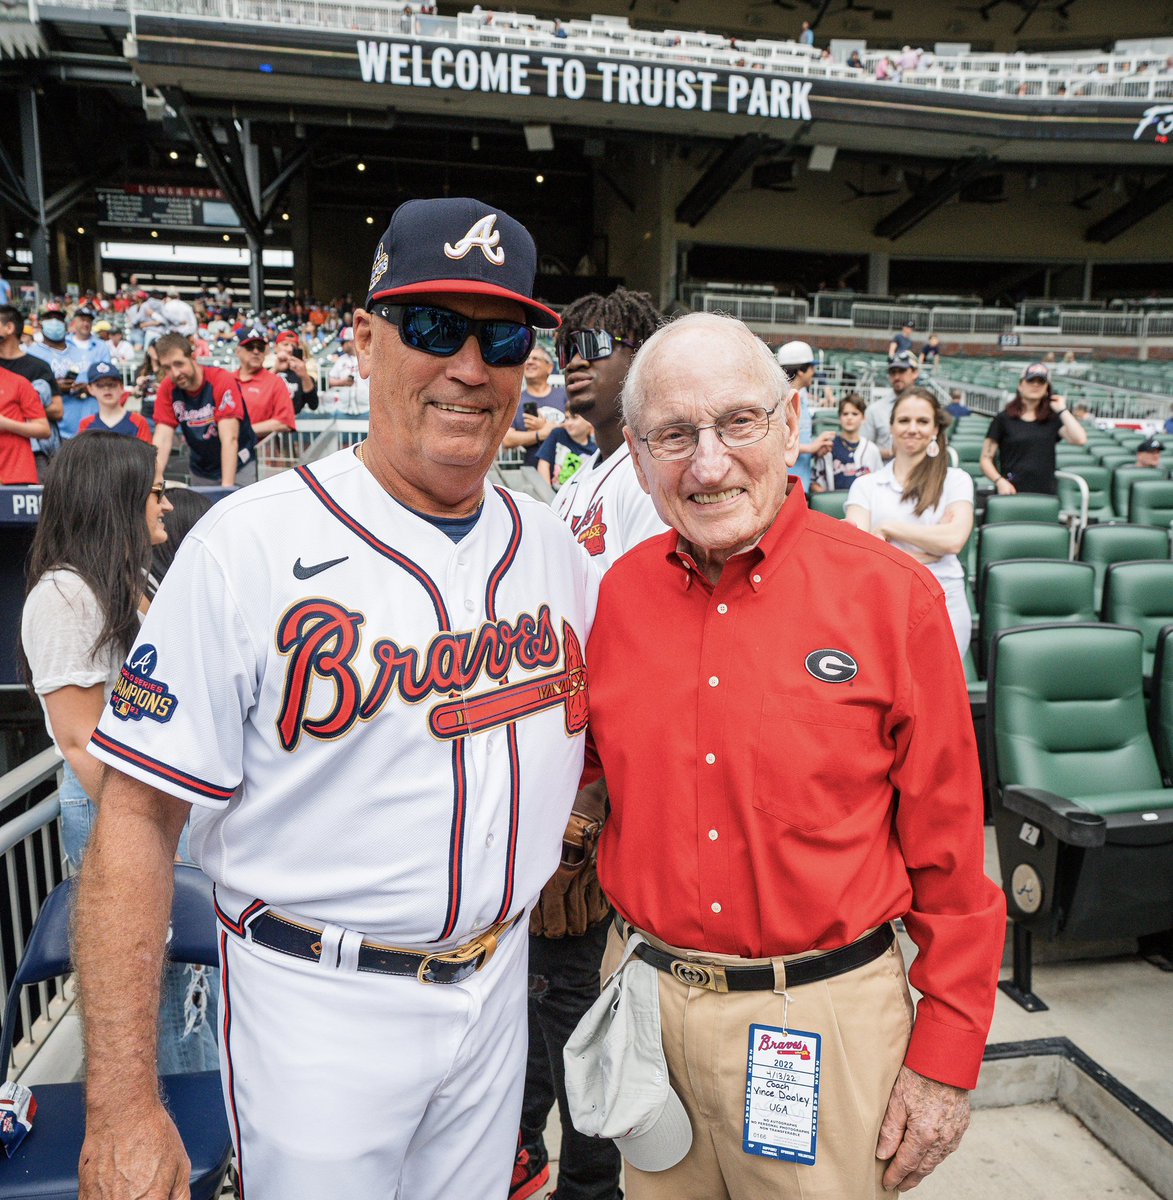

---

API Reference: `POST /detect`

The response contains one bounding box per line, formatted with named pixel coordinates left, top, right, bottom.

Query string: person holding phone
left=980, top=362, right=1087, bottom=495
left=502, top=344, right=567, bottom=467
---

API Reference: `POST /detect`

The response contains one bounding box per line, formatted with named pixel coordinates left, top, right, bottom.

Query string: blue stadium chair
left=988, top=624, right=1173, bottom=1009
left=0, top=866, right=232, bottom=1200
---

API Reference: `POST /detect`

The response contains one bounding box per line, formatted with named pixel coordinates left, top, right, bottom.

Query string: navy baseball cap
left=1138, top=436, right=1164, bottom=454
left=364, top=196, right=560, bottom=329
left=237, top=325, right=268, bottom=345
left=84, top=361, right=123, bottom=385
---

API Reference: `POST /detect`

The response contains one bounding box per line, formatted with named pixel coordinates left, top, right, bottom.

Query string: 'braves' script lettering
left=275, top=600, right=561, bottom=750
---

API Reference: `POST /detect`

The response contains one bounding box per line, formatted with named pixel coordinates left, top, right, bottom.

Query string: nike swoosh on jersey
left=292, top=555, right=350, bottom=580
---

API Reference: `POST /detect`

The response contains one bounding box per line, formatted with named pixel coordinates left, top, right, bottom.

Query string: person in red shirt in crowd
left=0, top=363, right=50, bottom=483
left=234, top=325, right=295, bottom=437
left=582, top=312, right=1004, bottom=1199
left=78, top=361, right=152, bottom=443
left=152, top=332, right=257, bottom=487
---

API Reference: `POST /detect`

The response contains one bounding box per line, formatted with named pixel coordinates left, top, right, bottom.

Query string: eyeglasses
left=149, top=482, right=167, bottom=501
left=372, top=303, right=534, bottom=367
left=639, top=404, right=780, bottom=461
left=557, top=329, right=631, bottom=369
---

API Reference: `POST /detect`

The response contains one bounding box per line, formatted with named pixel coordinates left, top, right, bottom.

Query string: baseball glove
left=530, top=781, right=611, bottom=938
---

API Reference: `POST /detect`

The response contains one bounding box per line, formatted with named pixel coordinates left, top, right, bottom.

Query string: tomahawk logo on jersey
left=88, top=447, right=599, bottom=946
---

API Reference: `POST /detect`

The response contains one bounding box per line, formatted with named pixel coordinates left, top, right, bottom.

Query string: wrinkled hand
left=876, top=1066, right=970, bottom=1192
left=79, top=1103, right=190, bottom=1199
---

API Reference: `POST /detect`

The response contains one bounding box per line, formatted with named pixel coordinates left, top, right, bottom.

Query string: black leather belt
left=247, top=909, right=522, bottom=985
left=619, top=919, right=895, bottom=993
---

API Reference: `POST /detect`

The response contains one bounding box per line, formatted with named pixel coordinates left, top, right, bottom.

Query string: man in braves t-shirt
left=152, top=332, right=258, bottom=486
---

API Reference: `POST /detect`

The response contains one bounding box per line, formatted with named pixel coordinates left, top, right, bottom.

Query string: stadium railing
left=0, top=745, right=70, bottom=1079
left=24, top=2, right=1173, bottom=104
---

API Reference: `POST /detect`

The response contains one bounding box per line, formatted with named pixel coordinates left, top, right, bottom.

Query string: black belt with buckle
left=247, top=909, right=522, bottom=985
left=620, top=919, right=894, bottom=992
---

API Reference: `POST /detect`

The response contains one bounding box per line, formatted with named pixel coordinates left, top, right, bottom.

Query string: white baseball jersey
left=89, top=447, right=598, bottom=946
left=551, top=444, right=668, bottom=570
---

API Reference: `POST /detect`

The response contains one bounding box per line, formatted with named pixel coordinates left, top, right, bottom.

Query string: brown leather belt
left=616, top=917, right=894, bottom=993
left=248, top=909, right=522, bottom=985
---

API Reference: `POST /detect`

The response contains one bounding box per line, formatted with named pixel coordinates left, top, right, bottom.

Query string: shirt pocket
left=752, top=693, right=878, bottom=832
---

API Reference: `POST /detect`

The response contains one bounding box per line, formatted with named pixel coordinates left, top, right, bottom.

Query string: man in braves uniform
left=234, top=325, right=297, bottom=437
left=551, top=287, right=668, bottom=567
left=583, top=312, right=1003, bottom=1198
left=74, top=197, right=598, bottom=1200
left=152, top=331, right=258, bottom=486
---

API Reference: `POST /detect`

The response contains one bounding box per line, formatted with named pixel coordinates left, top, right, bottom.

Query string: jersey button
left=717, top=603, right=728, bottom=614
left=711, top=901, right=722, bottom=914
left=705, top=753, right=716, bottom=764
left=708, top=676, right=719, bottom=687
left=708, top=829, right=719, bottom=841
left=464, top=599, right=475, bottom=611
left=752, top=573, right=762, bottom=585
left=486, top=833, right=495, bottom=847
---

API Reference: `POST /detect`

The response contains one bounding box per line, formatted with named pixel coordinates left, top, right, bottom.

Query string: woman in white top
left=845, top=387, right=975, bottom=656
left=20, top=433, right=218, bottom=1073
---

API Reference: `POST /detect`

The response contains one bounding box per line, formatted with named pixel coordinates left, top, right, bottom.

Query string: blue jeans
left=59, top=762, right=219, bottom=1074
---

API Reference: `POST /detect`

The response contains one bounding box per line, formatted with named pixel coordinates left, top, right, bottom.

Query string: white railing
left=851, top=303, right=932, bottom=331
left=0, top=747, right=69, bottom=1079
left=19, top=0, right=1173, bottom=104
left=927, top=308, right=1017, bottom=335
left=700, top=294, right=809, bottom=325
left=1059, top=312, right=1145, bottom=338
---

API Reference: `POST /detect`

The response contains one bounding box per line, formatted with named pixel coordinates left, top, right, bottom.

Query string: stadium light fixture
left=535, top=174, right=545, bottom=184
left=524, top=124, right=555, bottom=152
left=357, top=161, right=366, bottom=172
left=169, top=150, right=179, bottom=160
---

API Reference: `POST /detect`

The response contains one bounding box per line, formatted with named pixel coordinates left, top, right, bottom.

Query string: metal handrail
left=14, top=1, right=1173, bottom=103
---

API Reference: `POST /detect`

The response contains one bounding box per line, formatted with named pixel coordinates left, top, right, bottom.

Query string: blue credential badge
left=108, top=644, right=178, bottom=724
left=743, top=1024, right=821, bottom=1165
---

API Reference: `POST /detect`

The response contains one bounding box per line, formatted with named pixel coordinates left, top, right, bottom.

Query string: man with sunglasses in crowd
left=74, top=197, right=599, bottom=1200
left=512, top=286, right=665, bottom=1200
left=580, top=311, right=1003, bottom=1199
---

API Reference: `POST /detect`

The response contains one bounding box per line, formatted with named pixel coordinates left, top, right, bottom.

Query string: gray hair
left=622, top=311, right=789, bottom=433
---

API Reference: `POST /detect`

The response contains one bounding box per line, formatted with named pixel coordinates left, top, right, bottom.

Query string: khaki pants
left=601, top=924, right=914, bottom=1200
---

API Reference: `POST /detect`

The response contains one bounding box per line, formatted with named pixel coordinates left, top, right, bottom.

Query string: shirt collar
left=667, top=477, right=810, bottom=593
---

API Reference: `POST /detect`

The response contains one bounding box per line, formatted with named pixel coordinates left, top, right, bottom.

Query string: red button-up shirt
left=588, top=483, right=1005, bottom=1089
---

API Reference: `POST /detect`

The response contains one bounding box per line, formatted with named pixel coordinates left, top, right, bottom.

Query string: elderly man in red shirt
left=585, top=311, right=1004, bottom=1198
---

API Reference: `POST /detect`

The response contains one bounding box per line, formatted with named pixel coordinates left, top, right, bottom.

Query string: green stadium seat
left=1097, top=450, right=1136, bottom=471
left=1055, top=465, right=1114, bottom=523
left=978, top=559, right=1096, bottom=677
left=975, top=522, right=1070, bottom=609
left=1129, top=479, right=1173, bottom=528
left=1079, top=524, right=1171, bottom=610
left=950, top=441, right=984, bottom=464
left=987, top=623, right=1173, bottom=1009
left=983, top=494, right=1062, bottom=524
left=809, top=491, right=849, bottom=519
left=813, top=411, right=840, bottom=435
left=1152, top=626, right=1173, bottom=785
left=1055, top=446, right=1094, bottom=464
left=1114, top=466, right=1171, bottom=520
left=1101, top=561, right=1173, bottom=680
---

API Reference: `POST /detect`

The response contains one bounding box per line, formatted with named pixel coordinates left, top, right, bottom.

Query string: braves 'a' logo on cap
left=444, top=214, right=505, bottom=265
left=369, top=243, right=389, bottom=291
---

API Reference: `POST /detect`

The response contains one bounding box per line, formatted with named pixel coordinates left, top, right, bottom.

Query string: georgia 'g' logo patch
left=109, top=643, right=179, bottom=723
left=369, top=243, right=389, bottom=291
left=444, top=214, right=505, bottom=265
left=804, top=648, right=858, bottom=684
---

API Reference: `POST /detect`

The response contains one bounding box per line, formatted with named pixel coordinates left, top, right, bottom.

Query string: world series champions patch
left=109, top=644, right=179, bottom=724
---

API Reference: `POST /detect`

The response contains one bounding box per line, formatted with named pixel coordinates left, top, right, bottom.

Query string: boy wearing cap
left=77, top=362, right=151, bottom=443
left=1136, top=436, right=1164, bottom=469
left=74, top=197, right=597, bottom=1200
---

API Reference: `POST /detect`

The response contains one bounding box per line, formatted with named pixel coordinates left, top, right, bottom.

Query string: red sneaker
left=509, top=1138, right=550, bottom=1200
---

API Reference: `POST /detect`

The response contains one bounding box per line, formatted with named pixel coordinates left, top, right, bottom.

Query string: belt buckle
left=415, top=927, right=499, bottom=985
left=669, top=958, right=728, bottom=992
